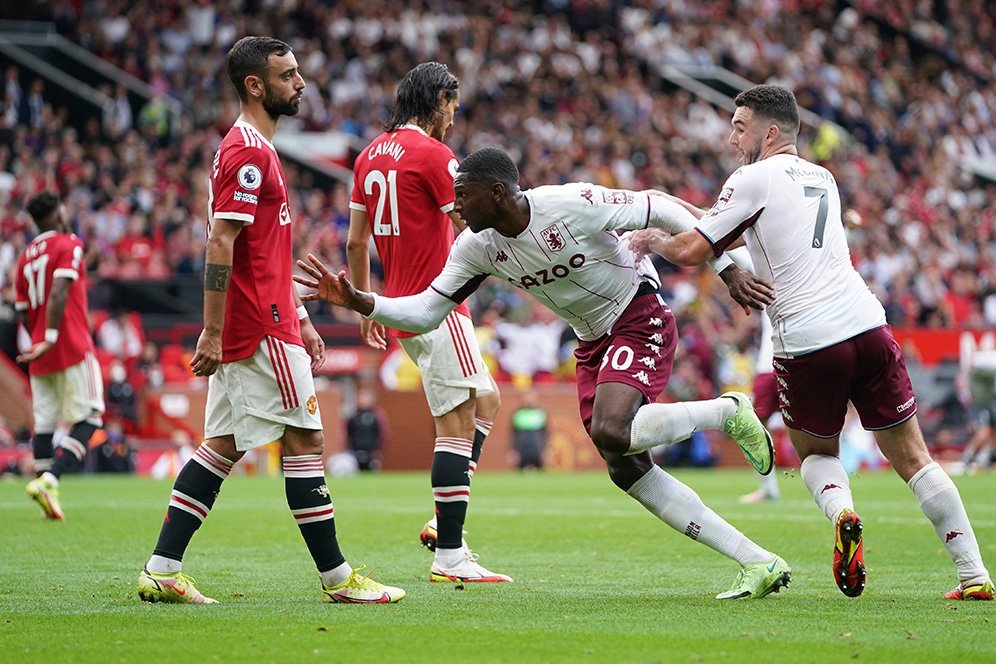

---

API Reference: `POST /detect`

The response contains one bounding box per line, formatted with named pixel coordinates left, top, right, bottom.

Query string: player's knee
left=604, top=455, right=652, bottom=491
left=589, top=417, right=630, bottom=455
left=282, top=428, right=325, bottom=457
left=478, top=388, right=501, bottom=419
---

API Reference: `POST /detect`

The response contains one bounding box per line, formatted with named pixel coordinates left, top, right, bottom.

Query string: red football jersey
left=14, top=231, right=95, bottom=375
left=350, top=125, right=470, bottom=338
left=209, top=119, right=301, bottom=361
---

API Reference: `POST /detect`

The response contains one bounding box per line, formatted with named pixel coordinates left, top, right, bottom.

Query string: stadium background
left=0, top=0, right=993, bottom=475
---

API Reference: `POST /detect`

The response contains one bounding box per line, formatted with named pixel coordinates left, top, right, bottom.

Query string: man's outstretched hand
left=294, top=254, right=376, bottom=318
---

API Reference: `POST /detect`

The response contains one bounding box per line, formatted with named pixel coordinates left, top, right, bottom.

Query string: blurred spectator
left=345, top=389, right=387, bottom=472
left=93, top=421, right=135, bottom=473
left=150, top=429, right=195, bottom=480
left=510, top=389, right=548, bottom=470
left=136, top=340, right=164, bottom=388
left=105, top=358, right=138, bottom=428
left=97, top=309, right=143, bottom=360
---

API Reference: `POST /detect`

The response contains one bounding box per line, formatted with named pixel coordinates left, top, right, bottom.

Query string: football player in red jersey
left=347, top=62, right=507, bottom=583
left=17, top=192, right=104, bottom=521
left=136, top=36, right=403, bottom=605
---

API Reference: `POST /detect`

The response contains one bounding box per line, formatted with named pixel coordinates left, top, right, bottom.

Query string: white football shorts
left=30, top=351, right=105, bottom=433
left=398, top=311, right=494, bottom=417
left=204, top=335, right=322, bottom=451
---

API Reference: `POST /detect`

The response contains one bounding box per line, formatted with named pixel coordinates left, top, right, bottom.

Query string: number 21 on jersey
left=364, top=169, right=399, bottom=236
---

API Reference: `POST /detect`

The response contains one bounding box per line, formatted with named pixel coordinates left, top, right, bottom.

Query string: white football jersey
left=429, top=183, right=660, bottom=341
left=754, top=311, right=774, bottom=374
left=696, top=154, right=885, bottom=357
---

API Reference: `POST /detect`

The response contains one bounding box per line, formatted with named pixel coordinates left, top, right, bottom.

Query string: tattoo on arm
left=204, top=264, right=232, bottom=292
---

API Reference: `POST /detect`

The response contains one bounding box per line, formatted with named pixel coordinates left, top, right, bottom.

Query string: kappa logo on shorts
left=633, top=370, right=651, bottom=386
left=649, top=317, right=662, bottom=327
left=306, top=395, right=318, bottom=415
left=645, top=343, right=661, bottom=356
left=649, top=333, right=664, bottom=345
left=639, top=357, right=656, bottom=370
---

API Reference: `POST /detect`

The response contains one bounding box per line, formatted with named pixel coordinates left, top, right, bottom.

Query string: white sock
left=800, top=454, right=853, bottom=524
left=320, top=561, right=353, bottom=588
left=760, top=472, right=779, bottom=497
left=627, top=465, right=771, bottom=565
left=908, top=462, right=990, bottom=584
left=628, top=398, right=737, bottom=454
left=42, top=471, right=59, bottom=488
left=146, top=555, right=181, bottom=575
left=435, top=546, right=465, bottom=568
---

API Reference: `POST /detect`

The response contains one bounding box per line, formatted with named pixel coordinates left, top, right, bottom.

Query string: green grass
left=1, top=468, right=993, bottom=663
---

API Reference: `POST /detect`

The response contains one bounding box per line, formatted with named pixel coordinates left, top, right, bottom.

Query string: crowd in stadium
left=1, top=0, right=994, bottom=403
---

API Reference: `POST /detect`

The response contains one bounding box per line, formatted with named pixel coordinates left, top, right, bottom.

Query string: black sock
left=31, top=432, right=54, bottom=476
left=283, top=454, right=345, bottom=573
left=50, top=421, right=99, bottom=478
left=432, top=438, right=473, bottom=550
left=152, top=444, right=233, bottom=562
left=469, top=417, right=493, bottom=479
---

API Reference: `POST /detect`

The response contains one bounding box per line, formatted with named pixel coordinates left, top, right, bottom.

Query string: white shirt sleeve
left=645, top=191, right=748, bottom=274
left=368, top=289, right=457, bottom=333
left=368, top=231, right=487, bottom=332
left=695, top=167, right=767, bottom=256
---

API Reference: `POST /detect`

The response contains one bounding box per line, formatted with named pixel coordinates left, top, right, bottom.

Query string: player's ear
left=492, top=182, right=506, bottom=201
left=766, top=123, right=780, bottom=145
left=244, top=74, right=265, bottom=100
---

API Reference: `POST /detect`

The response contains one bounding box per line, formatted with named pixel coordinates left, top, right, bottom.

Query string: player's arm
left=643, top=190, right=708, bottom=219
left=190, top=219, right=241, bottom=377
left=296, top=254, right=458, bottom=334
left=293, top=284, right=326, bottom=372
left=346, top=207, right=388, bottom=350
left=15, top=276, right=72, bottom=363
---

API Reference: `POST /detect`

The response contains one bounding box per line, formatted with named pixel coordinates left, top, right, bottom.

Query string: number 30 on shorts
left=600, top=345, right=634, bottom=371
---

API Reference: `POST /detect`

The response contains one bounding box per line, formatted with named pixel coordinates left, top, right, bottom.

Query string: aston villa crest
left=541, top=224, right=565, bottom=252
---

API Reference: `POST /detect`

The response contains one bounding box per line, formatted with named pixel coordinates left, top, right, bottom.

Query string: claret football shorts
left=205, top=335, right=322, bottom=450
left=574, top=291, right=677, bottom=433
left=773, top=325, right=917, bottom=437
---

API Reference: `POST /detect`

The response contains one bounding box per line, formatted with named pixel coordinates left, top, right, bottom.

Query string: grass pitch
left=1, top=468, right=993, bottom=663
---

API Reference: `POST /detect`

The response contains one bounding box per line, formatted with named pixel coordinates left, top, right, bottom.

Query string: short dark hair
left=25, top=191, right=60, bottom=224
left=385, top=62, right=459, bottom=132
left=456, top=147, right=519, bottom=186
left=735, top=85, right=800, bottom=137
left=227, top=36, right=292, bottom=102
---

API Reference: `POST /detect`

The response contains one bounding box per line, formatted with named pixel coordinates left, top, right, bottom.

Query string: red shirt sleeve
left=212, top=143, right=269, bottom=225
left=52, top=236, right=84, bottom=282
left=349, top=150, right=368, bottom=212
left=421, top=144, right=459, bottom=214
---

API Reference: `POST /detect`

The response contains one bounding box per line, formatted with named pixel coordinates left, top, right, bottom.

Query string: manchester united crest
left=540, top=224, right=565, bottom=252
left=306, top=395, right=318, bottom=415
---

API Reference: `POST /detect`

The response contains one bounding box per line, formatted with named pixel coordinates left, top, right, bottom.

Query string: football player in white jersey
left=629, top=84, right=992, bottom=601
left=297, top=147, right=794, bottom=600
